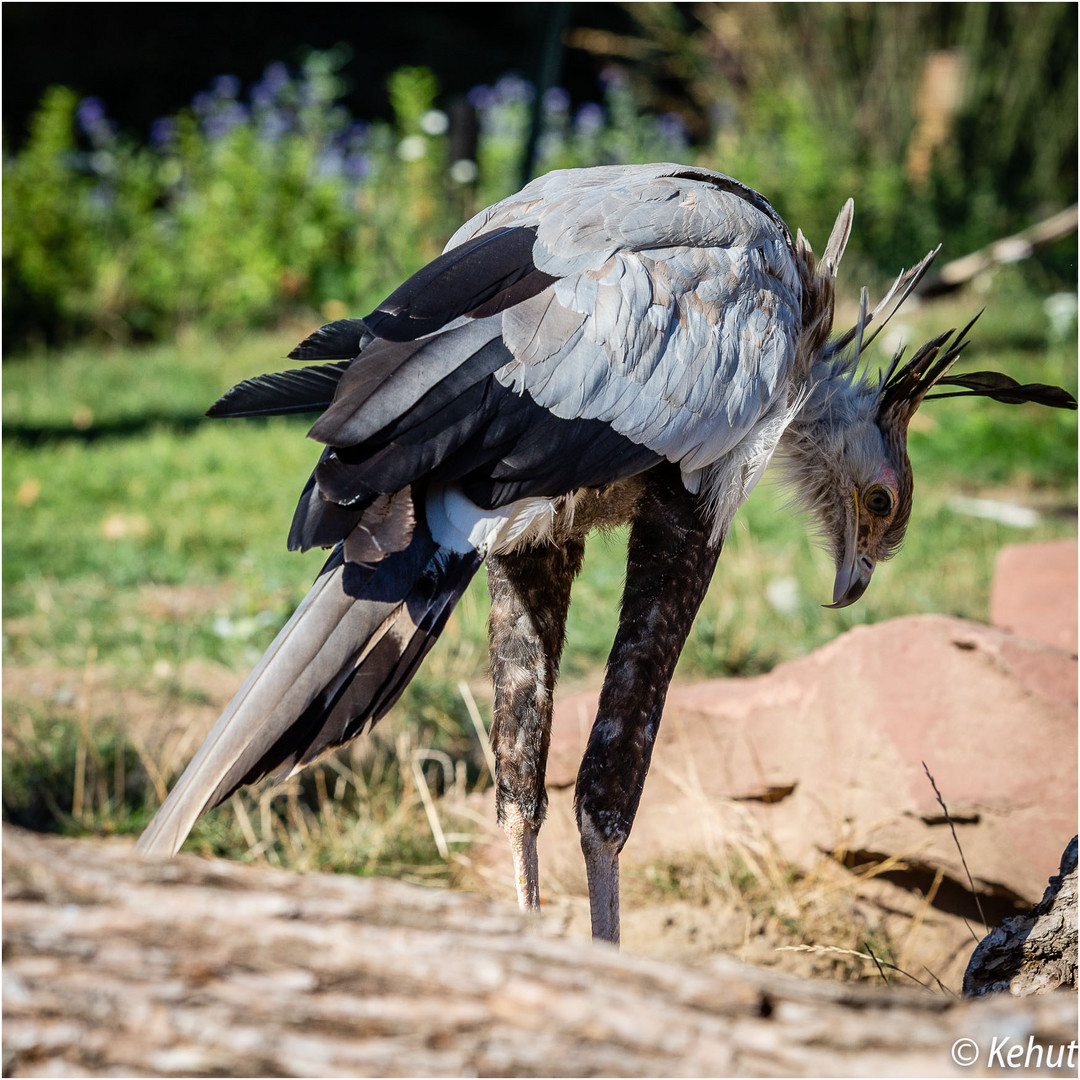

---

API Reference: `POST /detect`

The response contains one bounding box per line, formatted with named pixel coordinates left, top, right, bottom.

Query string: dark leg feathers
left=575, top=472, right=721, bottom=941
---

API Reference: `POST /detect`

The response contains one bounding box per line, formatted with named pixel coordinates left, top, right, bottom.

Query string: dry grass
left=617, top=816, right=971, bottom=990
left=0, top=643, right=1018, bottom=992
left=2, top=652, right=488, bottom=884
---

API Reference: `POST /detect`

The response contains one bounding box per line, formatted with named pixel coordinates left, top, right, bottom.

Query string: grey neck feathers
left=777, top=351, right=885, bottom=515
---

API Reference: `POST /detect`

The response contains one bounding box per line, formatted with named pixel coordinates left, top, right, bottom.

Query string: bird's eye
left=863, top=486, right=894, bottom=516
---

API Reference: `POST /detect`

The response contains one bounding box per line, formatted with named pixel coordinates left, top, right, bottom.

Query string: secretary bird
left=137, top=163, right=1075, bottom=943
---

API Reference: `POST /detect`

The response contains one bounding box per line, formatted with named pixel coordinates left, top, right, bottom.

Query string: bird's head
left=783, top=324, right=964, bottom=608
left=782, top=312, right=1076, bottom=609
left=781, top=204, right=1076, bottom=608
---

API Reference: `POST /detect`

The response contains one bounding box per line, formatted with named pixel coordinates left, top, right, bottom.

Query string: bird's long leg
left=574, top=469, right=720, bottom=944
left=487, top=539, right=584, bottom=911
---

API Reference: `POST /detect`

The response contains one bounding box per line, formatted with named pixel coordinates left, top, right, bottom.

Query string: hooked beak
left=825, top=492, right=875, bottom=609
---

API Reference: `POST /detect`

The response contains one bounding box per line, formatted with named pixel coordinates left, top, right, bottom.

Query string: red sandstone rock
left=472, top=615, right=1076, bottom=915
left=990, top=539, right=1077, bottom=655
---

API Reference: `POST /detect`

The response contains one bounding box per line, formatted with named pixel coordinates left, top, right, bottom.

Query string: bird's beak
left=828, top=555, right=872, bottom=608
left=825, top=492, right=874, bottom=609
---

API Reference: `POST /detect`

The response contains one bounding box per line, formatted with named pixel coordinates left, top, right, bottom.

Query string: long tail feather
left=136, top=528, right=481, bottom=857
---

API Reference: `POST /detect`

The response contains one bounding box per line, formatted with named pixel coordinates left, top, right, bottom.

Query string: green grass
left=3, top=268, right=1076, bottom=874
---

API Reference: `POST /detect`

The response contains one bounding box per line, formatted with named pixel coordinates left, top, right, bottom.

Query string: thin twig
left=411, top=754, right=449, bottom=861
left=863, top=940, right=890, bottom=985
left=923, top=965, right=958, bottom=998
left=922, top=761, right=988, bottom=940
left=777, top=943, right=937, bottom=993
left=459, top=680, right=496, bottom=785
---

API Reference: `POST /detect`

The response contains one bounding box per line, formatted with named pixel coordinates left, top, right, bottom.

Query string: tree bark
left=4, top=825, right=1076, bottom=1078
left=964, top=836, right=1078, bottom=998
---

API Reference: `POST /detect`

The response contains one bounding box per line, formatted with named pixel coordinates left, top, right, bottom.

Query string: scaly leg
left=580, top=809, right=621, bottom=943
left=487, top=539, right=584, bottom=911
left=575, top=469, right=721, bottom=944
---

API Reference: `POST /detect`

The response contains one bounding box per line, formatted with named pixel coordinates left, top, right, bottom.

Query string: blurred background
left=3, top=2, right=1077, bottom=971
left=3, top=3, right=1077, bottom=345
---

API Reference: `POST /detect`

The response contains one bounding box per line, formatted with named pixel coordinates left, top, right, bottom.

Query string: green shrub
left=3, top=55, right=689, bottom=347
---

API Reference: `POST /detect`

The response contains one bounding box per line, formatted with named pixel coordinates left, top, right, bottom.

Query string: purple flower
left=656, top=112, right=687, bottom=144
left=599, top=65, right=627, bottom=89
left=574, top=102, right=606, bottom=135
left=212, top=74, right=241, bottom=100
left=262, top=62, right=289, bottom=89
left=466, top=84, right=495, bottom=110
left=314, top=147, right=344, bottom=178
left=204, top=115, right=229, bottom=139
left=251, top=84, right=272, bottom=110
left=76, top=97, right=107, bottom=134
left=542, top=87, right=571, bottom=114
left=202, top=101, right=249, bottom=139
left=343, top=151, right=371, bottom=179
left=192, top=91, right=214, bottom=116
left=149, top=117, right=176, bottom=148
left=494, top=74, right=534, bottom=105
left=344, top=121, right=368, bottom=148
left=225, top=101, right=250, bottom=125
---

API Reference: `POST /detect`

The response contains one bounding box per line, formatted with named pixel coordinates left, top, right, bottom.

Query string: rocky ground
left=457, top=540, right=1077, bottom=990
left=3, top=540, right=1076, bottom=1075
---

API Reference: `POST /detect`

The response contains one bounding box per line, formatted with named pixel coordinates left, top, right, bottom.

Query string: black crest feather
left=877, top=316, right=978, bottom=423
left=877, top=311, right=1076, bottom=423
left=925, top=371, right=1077, bottom=409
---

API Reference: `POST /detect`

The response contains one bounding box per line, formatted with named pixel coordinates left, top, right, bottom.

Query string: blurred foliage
left=6, top=6, right=1074, bottom=348
left=2, top=51, right=686, bottom=348
left=590, top=3, right=1077, bottom=276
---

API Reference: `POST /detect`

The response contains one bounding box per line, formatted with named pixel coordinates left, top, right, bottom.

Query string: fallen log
left=3, top=825, right=1076, bottom=1078
left=964, top=837, right=1078, bottom=998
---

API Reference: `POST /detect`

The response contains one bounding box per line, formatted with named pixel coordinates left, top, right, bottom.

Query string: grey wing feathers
left=137, top=534, right=482, bottom=857
left=459, top=165, right=804, bottom=475
left=248, top=164, right=806, bottom=553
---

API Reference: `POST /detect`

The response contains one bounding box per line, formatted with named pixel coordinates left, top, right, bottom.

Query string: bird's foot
left=580, top=811, right=620, bottom=945
left=500, top=803, right=541, bottom=912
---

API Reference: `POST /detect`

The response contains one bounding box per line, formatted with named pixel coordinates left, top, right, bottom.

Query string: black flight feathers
left=206, top=225, right=553, bottom=421
left=206, top=316, right=375, bottom=418
left=207, top=362, right=352, bottom=418
left=289, top=318, right=373, bottom=362
left=364, top=225, right=556, bottom=340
